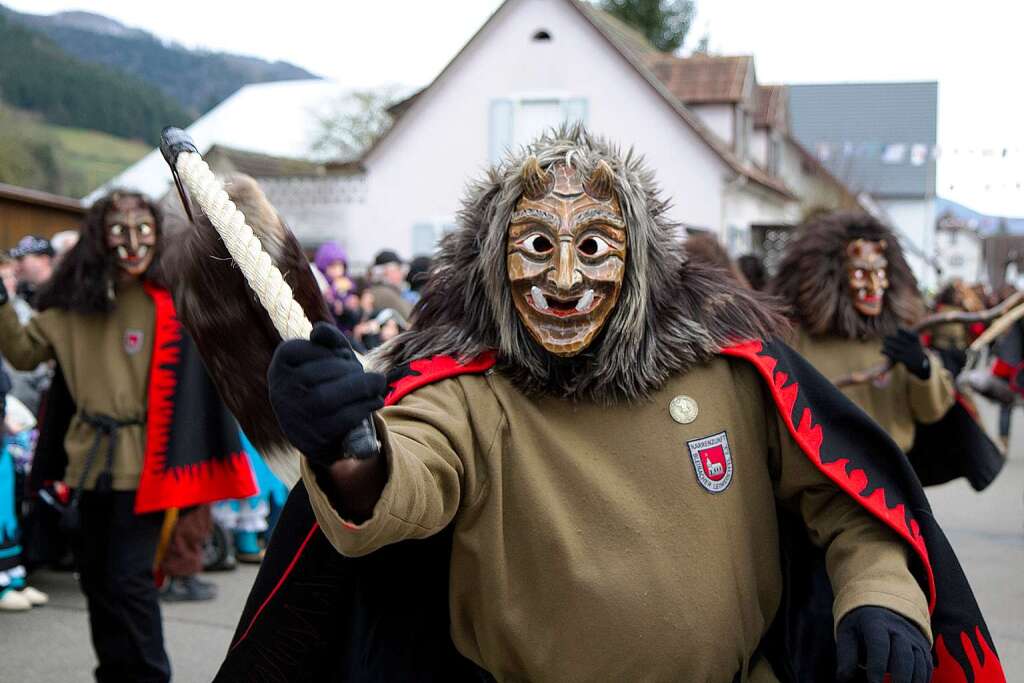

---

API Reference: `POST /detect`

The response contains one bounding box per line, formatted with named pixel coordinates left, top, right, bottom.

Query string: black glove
left=883, top=329, right=931, bottom=380
left=836, top=606, right=933, bottom=683
left=268, top=322, right=386, bottom=465
left=0, top=285, right=8, bottom=306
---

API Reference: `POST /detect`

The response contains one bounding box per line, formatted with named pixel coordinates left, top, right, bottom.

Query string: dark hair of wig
left=35, top=190, right=165, bottom=314
left=935, top=282, right=959, bottom=307
left=769, top=210, right=923, bottom=340
left=737, top=254, right=767, bottom=291
left=684, top=231, right=750, bottom=288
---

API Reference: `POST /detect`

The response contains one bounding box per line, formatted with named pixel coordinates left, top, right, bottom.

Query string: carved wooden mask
left=105, top=194, right=158, bottom=277
left=506, top=158, right=626, bottom=356
left=846, top=239, right=889, bottom=317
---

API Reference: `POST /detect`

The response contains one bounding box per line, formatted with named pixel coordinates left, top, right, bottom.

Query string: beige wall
left=0, top=198, right=84, bottom=249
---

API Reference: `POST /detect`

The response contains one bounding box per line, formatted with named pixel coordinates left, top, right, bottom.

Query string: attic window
left=532, top=29, right=552, bottom=41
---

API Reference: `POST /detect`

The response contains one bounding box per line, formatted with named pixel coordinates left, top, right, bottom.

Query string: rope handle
left=175, top=151, right=313, bottom=341
left=160, top=128, right=379, bottom=461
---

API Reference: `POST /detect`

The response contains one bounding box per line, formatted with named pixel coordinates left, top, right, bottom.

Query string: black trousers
left=74, top=491, right=170, bottom=683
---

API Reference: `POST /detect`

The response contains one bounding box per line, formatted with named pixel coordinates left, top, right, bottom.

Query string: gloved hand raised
left=268, top=322, right=387, bottom=466
left=836, top=606, right=932, bottom=683
left=883, top=329, right=931, bottom=380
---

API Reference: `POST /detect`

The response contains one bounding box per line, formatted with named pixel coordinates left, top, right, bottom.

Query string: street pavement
left=3, top=409, right=1023, bottom=681
left=1, top=561, right=259, bottom=682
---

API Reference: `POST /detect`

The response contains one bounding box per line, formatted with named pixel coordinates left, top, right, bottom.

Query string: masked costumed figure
left=929, top=281, right=985, bottom=359
left=168, top=130, right=1003, bottom=683
left=0, top=191, right=256, bottom=682
left=771, top=211, right=1003, bottom=491
left=771, top=211, right=955, bottom=452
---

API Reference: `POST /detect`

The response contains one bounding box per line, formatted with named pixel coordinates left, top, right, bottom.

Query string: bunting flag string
left=812, top=142, right=1023, bottom=164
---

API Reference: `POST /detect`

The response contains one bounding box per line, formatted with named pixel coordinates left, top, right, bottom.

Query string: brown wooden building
left=0, top=182, right=85, bottom=250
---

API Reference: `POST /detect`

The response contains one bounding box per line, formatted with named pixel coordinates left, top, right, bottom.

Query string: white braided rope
left=176, top=151, right=313, bottom=341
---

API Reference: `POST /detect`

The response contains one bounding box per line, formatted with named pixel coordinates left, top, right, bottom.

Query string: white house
left=788, top=82, right=940, bottom=288
left=935, top=212, right=986, bottom=285
left=643, top=55, right=858, bottom=265
left=338, top=0, right=808, bottom=265
left=95, top=0, right=857, bottom=270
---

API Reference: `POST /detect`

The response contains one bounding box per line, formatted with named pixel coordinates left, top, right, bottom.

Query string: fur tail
left=162, top=174, right=332, bottom=484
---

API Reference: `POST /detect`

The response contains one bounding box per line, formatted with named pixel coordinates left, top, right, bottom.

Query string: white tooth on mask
left=117, top=246, right=128, bottom=259
left=530, top=286, right=549, bottom=311
left=576, top=289, right=595, bottom=311
left=858, top=289, right=867, bottom=300
left=137, top=245, right=149, bottom=258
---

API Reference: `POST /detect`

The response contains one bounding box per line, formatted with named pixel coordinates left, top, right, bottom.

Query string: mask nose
left=550, top=239, right=582, bottom=290
left=128, top=228, right=140, bottom=252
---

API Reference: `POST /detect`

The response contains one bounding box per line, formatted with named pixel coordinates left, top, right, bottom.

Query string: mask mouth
left=855, top=288, right=884, bottom=314
left=116, top=244, right=151, bottom=269
left=528, top=286, right=600, bottom=318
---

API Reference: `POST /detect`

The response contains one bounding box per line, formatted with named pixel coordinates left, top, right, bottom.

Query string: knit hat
left=10, top=235, right=54, bottom=259
left=313, top=241, right=348, bottom=275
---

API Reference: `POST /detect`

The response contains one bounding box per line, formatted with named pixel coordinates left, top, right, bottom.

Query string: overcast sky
left=8, top=0, right=1023, bottom=216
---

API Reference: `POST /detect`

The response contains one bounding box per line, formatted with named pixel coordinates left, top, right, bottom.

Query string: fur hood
left=373, top=126, right=784, bottom=404
left=770, top=210, right=923, bottom=340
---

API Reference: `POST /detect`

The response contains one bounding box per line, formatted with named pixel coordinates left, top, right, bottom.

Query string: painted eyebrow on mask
left=849, top=258, right=888, bottom=270
left=573, top=208, right=626, bottom=229
left=511, top=208, right=560, bottom=229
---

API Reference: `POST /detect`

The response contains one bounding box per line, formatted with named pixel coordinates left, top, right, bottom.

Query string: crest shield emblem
left=687, top=431, right=734, bottom=493
left=124, top=329, right=144, bottom=355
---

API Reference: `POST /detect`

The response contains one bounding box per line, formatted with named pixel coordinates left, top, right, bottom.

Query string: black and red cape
left=904, top=344, right=1005, bottom=492
left=215, top=340, right=1004, bottom=682
left=30, top=282, right=257, bottom=514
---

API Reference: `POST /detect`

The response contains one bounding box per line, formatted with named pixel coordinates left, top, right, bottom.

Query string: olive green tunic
left=304, top=356, right=930, bottom=682
left=0, top=280, right=154, bottom=490
left=792, top=329, right=955, bottom=452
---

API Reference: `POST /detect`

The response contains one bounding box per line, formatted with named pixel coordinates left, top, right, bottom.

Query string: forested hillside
left=3, top=6, right=317, bottom=115
left=0, top=13, right=192, bottom=144
left=0, top=104, right=149, bottom=197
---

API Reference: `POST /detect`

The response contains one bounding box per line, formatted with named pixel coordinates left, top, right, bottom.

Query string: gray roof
left=788, top=82, right=937, bottom=199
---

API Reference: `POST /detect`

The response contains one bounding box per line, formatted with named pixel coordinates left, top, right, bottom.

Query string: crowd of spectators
left=0, top=229, right=431, bottom=615
left=0, top=235, right=56, bottom=611
left=311, top=242, right=430, bottom=353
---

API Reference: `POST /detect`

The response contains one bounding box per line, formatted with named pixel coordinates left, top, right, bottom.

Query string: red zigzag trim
left=385, top=352, right=497, bottom=406
left=934, top=627, right=1005, bottom=683
left=720, top=339, right=937, bottom=612
left=134, top=282, right=257, bottom=514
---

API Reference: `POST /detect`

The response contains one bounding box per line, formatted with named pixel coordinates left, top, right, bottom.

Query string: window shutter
left=563, top=97, right=588, bottom=126
left=489, top=99, right=514, bottom=164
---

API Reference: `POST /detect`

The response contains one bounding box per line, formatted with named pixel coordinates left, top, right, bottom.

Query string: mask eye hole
left=877, top=269, right=885, bottom=280
left=140, top=224, right=153, bottom=236
left=578, top=235, right=611, bottom=258
left=110, top=224, right=124, bottom=237
left=853, top=269, right=864, bottom=279
left=520, top=233, right=554, bottom=255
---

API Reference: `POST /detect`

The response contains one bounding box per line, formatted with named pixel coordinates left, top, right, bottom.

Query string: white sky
left=8, top=0, right=1023, bottom=216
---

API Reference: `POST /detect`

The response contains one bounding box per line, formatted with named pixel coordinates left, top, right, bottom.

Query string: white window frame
left=489, top=92, right=589, bottom=163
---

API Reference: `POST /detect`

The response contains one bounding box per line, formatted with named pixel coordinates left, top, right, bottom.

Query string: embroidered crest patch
left=124, top=329, right=144, bottom=355
left=687, top=431, right=734, bottom=493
